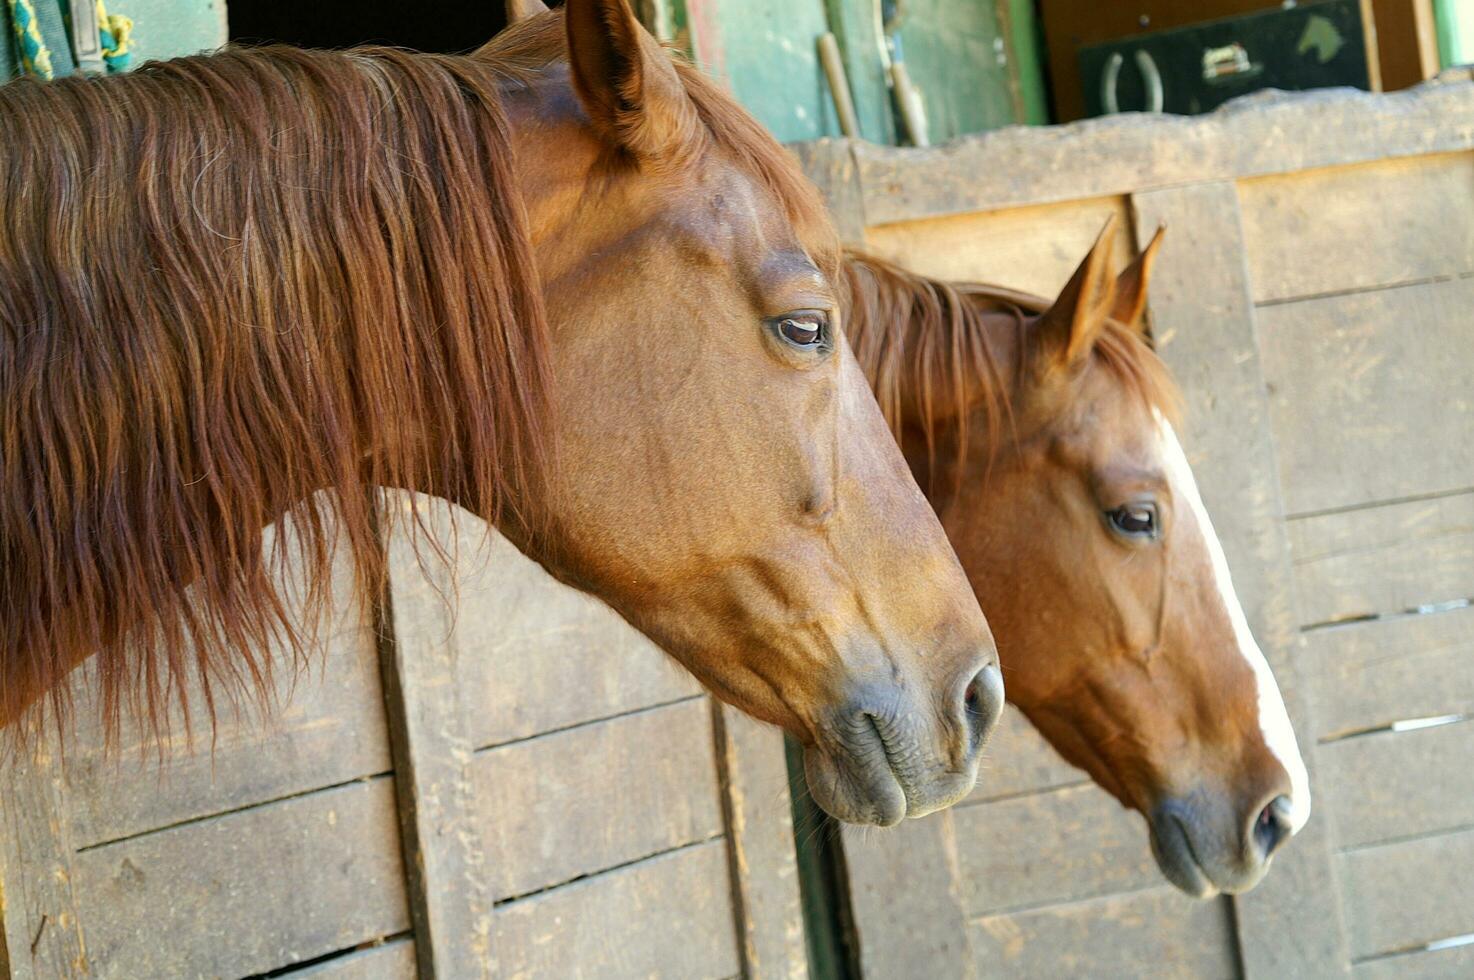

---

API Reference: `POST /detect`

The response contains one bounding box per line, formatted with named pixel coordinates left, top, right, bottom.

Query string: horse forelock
left=0, top=44, right=552, bottom=743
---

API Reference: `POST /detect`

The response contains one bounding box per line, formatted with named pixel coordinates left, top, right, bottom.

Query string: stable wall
left=795, top=70, right=1474, bottom=978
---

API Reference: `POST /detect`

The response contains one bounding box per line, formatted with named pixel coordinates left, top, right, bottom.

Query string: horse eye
left=1107, top=503, right=1158, bottom=539
left=776, top=313, right=825, bottom=348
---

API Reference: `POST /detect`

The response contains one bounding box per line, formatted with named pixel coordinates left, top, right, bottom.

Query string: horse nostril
left=963, top=664, right=1004, bottom=744
left=1254, top=795, right=1295, bottom=858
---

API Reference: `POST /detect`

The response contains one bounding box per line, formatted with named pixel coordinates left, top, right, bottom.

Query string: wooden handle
left=818, top=32, right=861, bottom=139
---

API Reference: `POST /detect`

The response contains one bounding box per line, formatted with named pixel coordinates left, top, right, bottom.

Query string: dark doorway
left=228, top=0, right=511, bottom=53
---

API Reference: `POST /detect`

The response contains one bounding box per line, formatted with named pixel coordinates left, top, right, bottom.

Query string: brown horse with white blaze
left=0, top=0, right=1002, bottom=826
left=843, top=220, right=1310, bottom=893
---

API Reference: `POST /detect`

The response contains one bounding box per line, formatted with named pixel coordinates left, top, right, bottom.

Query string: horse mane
left=479, top=9, right=840, bottom=280
left=841, top=249, right=1181, bottom=472
left=0, top=45, right=551, bottom=740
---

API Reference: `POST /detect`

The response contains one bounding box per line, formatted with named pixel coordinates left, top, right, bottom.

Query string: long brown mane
left=841, top=249, right=1180, bottom=469
left=0, top=45, right=550, bottom=737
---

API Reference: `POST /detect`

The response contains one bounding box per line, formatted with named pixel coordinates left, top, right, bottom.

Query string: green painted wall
left=682, top=0, right=1049, bottom=147
left=708, top=0, right=842, bottom=142
left=5, top=0, right=225, bottom=78
left=894, top=0, right=1017, bottom=142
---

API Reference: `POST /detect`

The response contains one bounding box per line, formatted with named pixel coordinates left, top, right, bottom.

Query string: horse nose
left=1251, top=794, right=1296, bottom=859
left=962, top=663, right=1005, bottom=749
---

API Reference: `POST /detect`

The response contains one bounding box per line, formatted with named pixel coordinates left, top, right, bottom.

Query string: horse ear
left=1110, top=225, right=1164, bottom=334
left=563, top=0, right=698, bottom=160
left=1035, top=216, right=1119, bottom=368
left=506, top=0, right=550, bottom=22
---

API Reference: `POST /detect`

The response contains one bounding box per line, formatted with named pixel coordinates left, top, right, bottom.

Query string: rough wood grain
left=1320, top=720, right=1474, bottom=849
left=61, top=631, right=390, bottom=850
left=1303, top=603, right=1474, bottom=739
left=394, top=501, right=701, bottom=750
left=1354, top=942, right=1474, bottom=979
left=956, top=782, right=1156, bottom=916
left=1259, top=279, right=1474, bottom=517
left=1133, top=181, right=1351, bottom=977
left=60, top=523, right=391, bottom=849
left=840, top=812, right=972, bottom=978
left=711, top=703, right=808, bottom=980
left=1240, top=152, right=1474, bottom=303
left=474, top=697, right=723, bottom=902
left=969, top=886, right=1239, bottom=979
left=492, top=840, right=740, bottom=980
left=787, top=139, right=867, bottom=244
left=1342, top=826, right=1474, bottom=960
left=0, top=731, right=87, bottom=980
left=965, top=705, right=1086, bottom=803
left=72, top=777, right=409, bottom=979
left=290, top=939, right=417, bottom=979
left=1287, top=491, right=1474, bottom=626
left=820, top=76, right=1474, bottom=226
left=382, top=495, right=494, bottom=978
left=860, top=195, right=1131, bottom=299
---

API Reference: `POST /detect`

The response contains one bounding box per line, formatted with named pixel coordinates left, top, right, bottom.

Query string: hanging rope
left=96, top=0, right=131, bottom=72
left=6, top=0, right=132, bottom=78
left=8, top=0, right=55, bottom=79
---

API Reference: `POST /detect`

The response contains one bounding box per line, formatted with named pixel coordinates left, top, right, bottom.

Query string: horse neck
left=842, top=252, right=1032, bottom=478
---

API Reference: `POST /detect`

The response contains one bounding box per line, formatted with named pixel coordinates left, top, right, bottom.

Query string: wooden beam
left=378, top=495, right=494, bottom=979
left=712, top=704, right=809, bottom=979
left=0, top=728, right=87, bottom=979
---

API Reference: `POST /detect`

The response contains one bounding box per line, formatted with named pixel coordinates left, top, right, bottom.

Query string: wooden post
left=0, top=729, right=87, bottom=979
left=840, top=815, right=973, bottom=979
left=712, top=704, right=809, bottom=980
left=378, top=495, right=494, bottom=979
left=1130, top=181, right=1352, bottom=977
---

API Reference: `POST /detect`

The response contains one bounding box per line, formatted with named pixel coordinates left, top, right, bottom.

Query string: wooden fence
left=0, top=501, right=807, bottom=979
left=2, top=75, right=1471, bottom=979
left=794, top=71, right=1474, bottom=978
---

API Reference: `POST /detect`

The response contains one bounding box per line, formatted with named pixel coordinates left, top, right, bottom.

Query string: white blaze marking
left=1154, top=410, right=1311, bottom=833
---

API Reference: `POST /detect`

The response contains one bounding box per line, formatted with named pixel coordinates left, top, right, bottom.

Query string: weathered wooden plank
left=965, top=705, right=1087, bottom=803
left=831, top=77, right=1474, bottom=225
left=475, top=697, right=723, bottom=902
left=0, top=731, right=87, bottom=980
left=1342, top=826, right=1474, bottom=960
left=860, top=195, right=1131, bottom=300
left=956, top=782, right=1156, bottom=916
left=382, top=494, right=493, bottom=979
left=969, top=886, right=1239, bottom=979
left=60, top=524, right=391, bottom=849
left=1320, top=720, right=1474, bottom=850
left=61, top=638, right=389, bottom=851
left=396, top=501, right=701, bottom=750
left=1259, top=279, right=1474, bottom=517
left=291, top=939, right=418, bottom=979
left=1133, top=181, right=1350, bottom=977
left=492, top=839, right=740, bottom=979
left=788, top=140, right=866, bottom=244
left=1240, top=152, right=1474, bottom=303
left=712, top=704, right=808, bottom=980
left=1355, top=942, right=1474, bottom=980
left=72, top=777, right=410, bottom=979
left=841, top=812, right=972, bottom=978
left=1288, top=491, right=1474, bottom=626
left=1303, top=603, right=1474, bottom=739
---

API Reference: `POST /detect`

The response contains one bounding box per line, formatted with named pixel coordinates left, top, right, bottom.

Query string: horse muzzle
left=803, top=662, right=1003, bottom=826
left=1149, top=787, right=1300, bottom=897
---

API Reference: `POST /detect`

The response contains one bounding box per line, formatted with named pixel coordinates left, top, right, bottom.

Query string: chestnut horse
left=0, top=0, right=1003, bottom=826
left=843, top=221, right=1310, bottom=893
